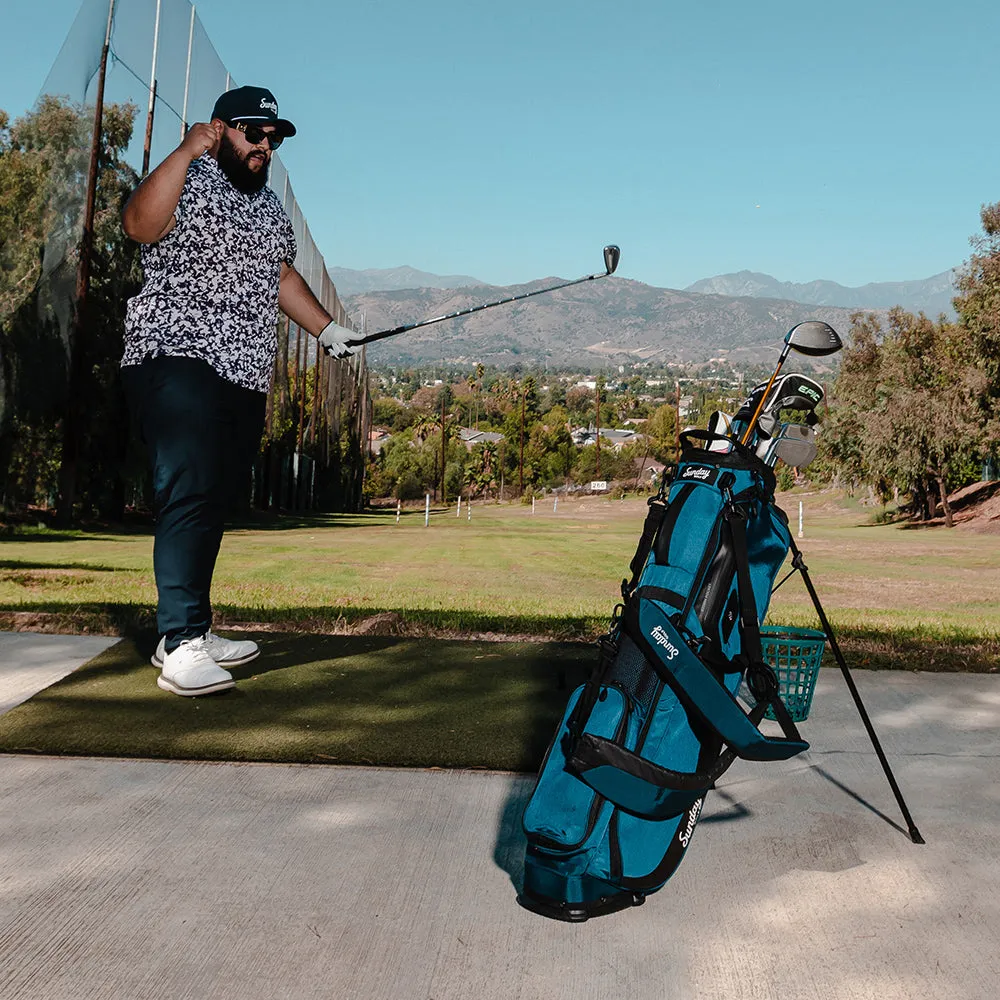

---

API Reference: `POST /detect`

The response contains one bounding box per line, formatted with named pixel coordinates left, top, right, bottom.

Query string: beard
left=216, top=132, right=269, bottom=195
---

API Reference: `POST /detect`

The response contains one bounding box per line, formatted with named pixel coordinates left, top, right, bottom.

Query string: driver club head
left=784, top=321, right=842, bottom=357
left=603, top=245, right=621, bottom=275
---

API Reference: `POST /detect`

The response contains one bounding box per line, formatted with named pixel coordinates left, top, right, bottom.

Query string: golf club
left=732, top=383, right=769, bottom=439
left=761, top=373, right=824, bottom=420
left=738, top=322, right=842, bottom=446
left=733, top=373, right=825, bottom=447
left=756, top=422, right=818, bottom=468
left=339, top=245, right=621, bottom=349
left=705, top=410, right=735, bottom=453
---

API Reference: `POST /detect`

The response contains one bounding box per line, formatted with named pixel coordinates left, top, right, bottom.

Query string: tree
left=470, top=361, right=485, bottom=429
left=468, top=440, right=498, bottom=498
left=955, top=203, right=1000, bottom=382
left=954, top=201, right=1000, bottom=459
left=517, top=375, right=539, bottom=492
left=826, top=308, right=986, bottom=524
left=0, top=97, right=141, bottom=518
left=643, top=404, right=679, bottom=464
left=372, top=396, right=415, bottom=431
left=564, top=385, right=592, bottom=421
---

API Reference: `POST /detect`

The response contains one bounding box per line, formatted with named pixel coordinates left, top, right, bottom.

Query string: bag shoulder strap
left=724, top=500, right=805, bottom=744
left=623, top=496, right=668, bottom=598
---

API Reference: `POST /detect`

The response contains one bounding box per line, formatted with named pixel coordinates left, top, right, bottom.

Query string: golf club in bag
left=703, top=373, right=826, bottom=465
left=324, top=246, right=621, bottom=350
left=519, top=321, right=922, bottom=924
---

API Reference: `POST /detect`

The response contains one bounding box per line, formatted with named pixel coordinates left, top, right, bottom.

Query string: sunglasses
left=229, top=121, right=284, bottom=149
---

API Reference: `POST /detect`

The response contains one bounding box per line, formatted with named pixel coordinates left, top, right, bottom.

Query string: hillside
left=328, top=265, right=486, bottom=295
left=343, top=278, right=865, bottom=368
left=686, top=269, right=957, bottom=318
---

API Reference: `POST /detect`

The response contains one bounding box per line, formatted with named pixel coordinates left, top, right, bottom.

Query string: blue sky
left=3, top=0, right=998, bottom=290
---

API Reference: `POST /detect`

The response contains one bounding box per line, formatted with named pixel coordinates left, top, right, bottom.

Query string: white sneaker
left=151, top=631, right=260, bottom=669
left=157, top=636, right=236, bottom=697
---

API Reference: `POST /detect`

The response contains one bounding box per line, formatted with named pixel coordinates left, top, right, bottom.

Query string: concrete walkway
left=0, top=631, right=119, bottom=716
left=1, top=633, right=998, bottom=999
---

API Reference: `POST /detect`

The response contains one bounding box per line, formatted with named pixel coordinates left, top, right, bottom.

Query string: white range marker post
left=554, top=495, right=558, bottom=513
left=467, top=498, right=471, bottom=520
left=425, top=494, right=430, bottom=527
left=532, top=497, right=536, bottom=515
left=396, top=499, right=401, bottom=524
left=457, top=496, right=461, bottom=518
left=798, top=500, right=804, bottom=538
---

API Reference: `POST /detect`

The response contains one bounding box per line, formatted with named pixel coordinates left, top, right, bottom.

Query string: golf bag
left=519, top=430, right=809, bottom=921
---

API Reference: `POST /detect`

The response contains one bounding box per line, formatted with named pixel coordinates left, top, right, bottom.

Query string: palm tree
left=474, top=362, right=485, bottom=429
left=595, top=375, right=606, bottom=479
left=518, top=375, right=537, bottom=493
left=470, top=441, right=497, bottom=499
left=618, top=391, right=637, bottom=425
left=413, top=412, right=436, bottom=446
left=466, top=373, right=477, bottom=428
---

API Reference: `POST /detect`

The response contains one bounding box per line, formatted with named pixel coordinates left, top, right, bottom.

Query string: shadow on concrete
left=809, top=762, right=909, bottom=838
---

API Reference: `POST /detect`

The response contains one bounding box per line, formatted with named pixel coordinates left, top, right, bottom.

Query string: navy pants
left=122, top=356, right=266, bottom=652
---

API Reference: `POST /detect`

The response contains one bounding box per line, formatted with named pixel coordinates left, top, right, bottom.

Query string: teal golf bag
left=519, top=431, right=809, bottom=921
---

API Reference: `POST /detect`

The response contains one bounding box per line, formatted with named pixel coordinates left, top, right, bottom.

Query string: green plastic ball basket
left=744, top=625, right=827, bottom=723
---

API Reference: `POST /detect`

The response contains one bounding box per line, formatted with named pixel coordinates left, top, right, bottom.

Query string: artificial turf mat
left=0, top=633, right=595, bottom=771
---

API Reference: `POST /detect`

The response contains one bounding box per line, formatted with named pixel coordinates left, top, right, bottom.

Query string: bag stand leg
left=788, top=540, right=925, bottom=845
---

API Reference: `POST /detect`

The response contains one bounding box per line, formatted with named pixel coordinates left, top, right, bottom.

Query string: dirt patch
left=952, top=491, right=1000, bottom=532
left=351, top=611, right=406, bottom=635
left=0, top=609, right=590, bottom=645
left=792, top=480, right=1000, bottom=534
left=905, top=486, right=1000, bottom=533
left=0, top=569, right=98, bottom=589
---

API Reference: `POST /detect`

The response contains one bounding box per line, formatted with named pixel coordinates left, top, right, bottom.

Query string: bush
left=444, top=461, right=466, bottom=501
left=394, top=471, right=424, bottom=501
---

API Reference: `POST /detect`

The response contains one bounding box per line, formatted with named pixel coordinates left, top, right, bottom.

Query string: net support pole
left=141, top=80, right=157, bottom=176
left=141, top=0, right=161, bottom=175
left=180, top=4, right=196, bottom=139
left=56, top=0, right=116, bottom=525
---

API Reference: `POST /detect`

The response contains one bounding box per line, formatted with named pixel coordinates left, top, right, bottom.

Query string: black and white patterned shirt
left=122, top=154, right=296, bottom=393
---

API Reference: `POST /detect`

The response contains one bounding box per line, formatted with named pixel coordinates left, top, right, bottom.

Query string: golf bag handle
left=679, top=428, right=736, bottom=451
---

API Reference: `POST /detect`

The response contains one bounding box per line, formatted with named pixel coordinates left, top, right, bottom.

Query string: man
left=121, top=85, right=357, bottom=697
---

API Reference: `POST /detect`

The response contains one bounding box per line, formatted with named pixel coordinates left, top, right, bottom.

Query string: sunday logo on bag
left=649, top=625, right=680, bottom=660
left=680, top=464, right=718, bottom=484
left=678, top=798, right=703, bottom=847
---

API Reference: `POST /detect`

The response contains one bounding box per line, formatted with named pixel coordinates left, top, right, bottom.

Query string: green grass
left=0, top=633, right=593, bottom=770
left=2, top=491, right=998, bottom=670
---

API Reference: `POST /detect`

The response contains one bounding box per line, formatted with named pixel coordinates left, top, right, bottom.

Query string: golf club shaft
left=739, top=344, right=791, bottom=446
left=347, top=271, right=612, bottom=348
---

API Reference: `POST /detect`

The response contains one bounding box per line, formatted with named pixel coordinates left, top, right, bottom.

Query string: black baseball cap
left=211, top=86, right=296, bottom=137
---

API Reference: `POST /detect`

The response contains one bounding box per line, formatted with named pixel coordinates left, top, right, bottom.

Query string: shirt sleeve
left=176, top=157, right=204, bottom=223
left=154, top=160, right=197, bottom=244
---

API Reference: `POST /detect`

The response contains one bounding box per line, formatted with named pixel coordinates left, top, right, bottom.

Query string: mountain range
left=333, top=264, right=959, bottom=368
left=685, top=270, right=957, bottom=318
left=328, top=265, right=486, bottom=296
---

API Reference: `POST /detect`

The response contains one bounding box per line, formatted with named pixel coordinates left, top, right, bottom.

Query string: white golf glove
left=318, top=320, right=360, bottom=359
